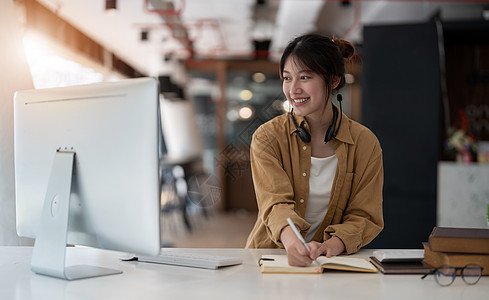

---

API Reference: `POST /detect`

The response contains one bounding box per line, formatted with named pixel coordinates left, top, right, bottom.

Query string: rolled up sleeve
left=249, top=126, right=310, bottom=247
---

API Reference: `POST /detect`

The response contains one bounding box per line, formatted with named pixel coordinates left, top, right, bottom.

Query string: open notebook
left=259, top=255, right=377, bottom=274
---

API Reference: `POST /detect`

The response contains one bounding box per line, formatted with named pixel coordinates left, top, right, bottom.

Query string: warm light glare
left=282, top=100, right=291, bottom=112
left=252, top=72, right=266, bottom=83
left=23, top=34, right=106, bottom=88
left=23, top=35, right=49, bottom=61
left=238, top=106, right=253, bottom=119
left=239, top=89, right=253, bottom=101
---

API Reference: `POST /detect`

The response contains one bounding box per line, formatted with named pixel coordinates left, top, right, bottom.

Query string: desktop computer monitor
left=14, top=77, right=161, bottom=280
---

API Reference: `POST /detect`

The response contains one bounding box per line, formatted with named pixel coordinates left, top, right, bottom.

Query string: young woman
left=245, top=34, right=384, bottom=267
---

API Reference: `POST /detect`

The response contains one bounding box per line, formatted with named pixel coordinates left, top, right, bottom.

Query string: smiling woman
left=246, top=34, right=384, bottom=268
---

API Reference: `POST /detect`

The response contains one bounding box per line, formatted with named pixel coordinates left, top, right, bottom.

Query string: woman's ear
left=331, top=76, right=341, bottom=90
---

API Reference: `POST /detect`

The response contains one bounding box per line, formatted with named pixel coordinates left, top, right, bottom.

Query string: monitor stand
left=30, top=150, right=122, bottom=280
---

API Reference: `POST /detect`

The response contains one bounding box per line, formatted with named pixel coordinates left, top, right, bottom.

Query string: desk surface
left=1, top=247, right=487, bottom=300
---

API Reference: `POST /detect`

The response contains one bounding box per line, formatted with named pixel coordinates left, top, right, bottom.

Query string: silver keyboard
left=138, top=251, right=243, bottom=270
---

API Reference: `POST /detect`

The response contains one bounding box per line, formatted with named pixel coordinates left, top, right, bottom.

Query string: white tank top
left=304, top=155, right=338, bottom=242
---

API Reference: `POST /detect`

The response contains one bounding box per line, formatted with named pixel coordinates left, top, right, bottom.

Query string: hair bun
left=333, top=38, right=355, bottom=60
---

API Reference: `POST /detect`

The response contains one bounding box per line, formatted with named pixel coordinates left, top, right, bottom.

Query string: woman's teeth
left=294, top=97, right=309, bottom=103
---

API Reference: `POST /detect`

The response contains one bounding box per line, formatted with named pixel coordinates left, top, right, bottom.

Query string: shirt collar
left=288, top=112, right=307, bottom=136
left=334, top=110, right=354, bottom=145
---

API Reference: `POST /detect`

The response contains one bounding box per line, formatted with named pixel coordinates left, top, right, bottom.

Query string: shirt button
left=302, top=146, right=307, bottom=150
left=300, top=199, right=304, bottom=204
left=302, top=172, right=306, bottom=177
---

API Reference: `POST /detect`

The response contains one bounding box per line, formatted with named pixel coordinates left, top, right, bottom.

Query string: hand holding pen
left=285, top=218, right=320, bottom=266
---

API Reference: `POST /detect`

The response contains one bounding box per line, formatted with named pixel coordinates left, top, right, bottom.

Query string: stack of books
left=369, top=249, right=432, bottom=274
left=423, top=227, right=489, bottom=275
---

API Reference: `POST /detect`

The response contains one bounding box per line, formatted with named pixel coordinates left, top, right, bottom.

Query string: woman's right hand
left=280, top=225, right=313, bottom=267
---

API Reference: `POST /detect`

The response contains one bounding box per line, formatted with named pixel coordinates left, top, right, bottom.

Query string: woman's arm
left=249, top=126, right=310, bottom=247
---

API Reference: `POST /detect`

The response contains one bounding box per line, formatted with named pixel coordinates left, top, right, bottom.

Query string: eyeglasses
left=421, top=264, right=483, bottom=286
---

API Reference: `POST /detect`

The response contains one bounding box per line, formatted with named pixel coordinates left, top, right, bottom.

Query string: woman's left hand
left=309, top=236, right=346, bottom=258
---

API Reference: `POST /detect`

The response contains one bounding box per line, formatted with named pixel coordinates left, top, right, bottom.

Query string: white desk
left=1, top=247, right=487, bottom=300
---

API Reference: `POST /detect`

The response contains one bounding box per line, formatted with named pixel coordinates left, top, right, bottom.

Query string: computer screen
left=14, top=77, right=161, bottom=280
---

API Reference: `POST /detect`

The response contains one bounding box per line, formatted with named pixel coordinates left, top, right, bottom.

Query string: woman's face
left=282, top=57, right=328, bottom=118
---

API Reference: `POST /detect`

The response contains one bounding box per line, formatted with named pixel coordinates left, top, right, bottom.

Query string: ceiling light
left=252, top=72, right=266, bottom=83
left=227, top=109, right=239, bottom=122
left=238, top=106, right=254, bottom=120
left=239, top=89, right=253, bottom=101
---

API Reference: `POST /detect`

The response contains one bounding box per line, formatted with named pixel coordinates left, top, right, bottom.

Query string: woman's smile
left=292, top=97, right=310, bottom=105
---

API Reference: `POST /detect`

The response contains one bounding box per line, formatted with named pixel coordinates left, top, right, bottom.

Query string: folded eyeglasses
left=421, top=264, right=483, bottom=287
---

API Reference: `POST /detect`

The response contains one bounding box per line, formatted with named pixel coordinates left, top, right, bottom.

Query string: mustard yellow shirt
left=245, top=111, right=384, bottom=254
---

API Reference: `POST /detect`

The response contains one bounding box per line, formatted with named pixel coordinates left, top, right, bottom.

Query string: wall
left=362, top=22, right=440, bottom=248
left=438, top=162, right=489, bottom=228
left=0, top=0, right=34, bottom=245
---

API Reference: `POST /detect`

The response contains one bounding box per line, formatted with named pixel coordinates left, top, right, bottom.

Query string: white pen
left=286, top=217, right=319, bottom=265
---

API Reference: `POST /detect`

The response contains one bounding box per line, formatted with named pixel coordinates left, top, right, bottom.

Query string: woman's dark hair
left=279, top=34, right=355, bottom=93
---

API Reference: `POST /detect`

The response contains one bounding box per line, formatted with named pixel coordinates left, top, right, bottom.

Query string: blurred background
left=1, top=0, right=489, bottom=248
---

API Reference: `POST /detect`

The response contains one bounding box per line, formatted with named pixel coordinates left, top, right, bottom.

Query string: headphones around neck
left=290, top=94, right=343, bottom=144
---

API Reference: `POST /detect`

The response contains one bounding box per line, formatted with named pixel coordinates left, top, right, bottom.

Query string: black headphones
left=290, top=94, right=343, bottom=144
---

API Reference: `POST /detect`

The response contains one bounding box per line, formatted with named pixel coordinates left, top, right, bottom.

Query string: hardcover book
left=428, top=226, right=489, bottom=254
left=423, top=243, right=489, bottom=275
left=369, top=256, right=432, bottom=274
